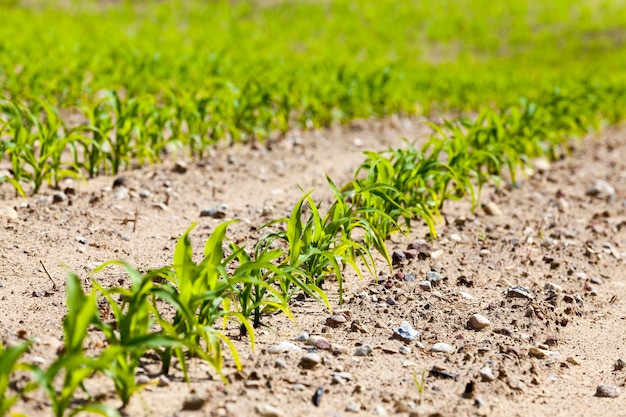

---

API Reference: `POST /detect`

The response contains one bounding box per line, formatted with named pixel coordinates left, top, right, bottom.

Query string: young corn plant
left=150, top=222, right=254, bottom=380
left=0, top=340, right=33, bottom=417
left=29, top=273, right=120, bottom=417
left=92, top=262, right=182, bottom=408
left=259, top=189, right=383, bottom=303
left=229, top=241, right=330, bottom=331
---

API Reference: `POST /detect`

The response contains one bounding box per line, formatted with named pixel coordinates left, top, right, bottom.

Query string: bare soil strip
left=2, top=118, right=625, bottom=416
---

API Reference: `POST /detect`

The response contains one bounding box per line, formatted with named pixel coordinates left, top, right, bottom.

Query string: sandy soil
left=1, top=116, right=626, bottom=417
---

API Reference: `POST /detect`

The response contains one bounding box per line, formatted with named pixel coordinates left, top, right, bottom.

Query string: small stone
left=113, top=186, right=129, bottom=200
left=431, top=342, right=453, bottom=354
left=386, top=297, right=397, bottom=306
left=311, top=386, right=324, bottom=407
left=459, top=291, right=474, bottom=300
left=136, top=374, right=151, bottom=385
left=419, top=281, right=432, bottom=291
left=245, top=380, right=262, bottom=389
left=614, top=359, right=625, bottom=371
left=528, top=347, right=548, bottom=359
left=590, top=276, right=604, bottom=285
left=507, top=376, right=526, bottom=392
left=566, top=357, right=581, bottom=365
left=315, top=338, right=331, bottom=350
left=544, top=282, right=564, bottom=292
left=393, top=321, right=420, bottom=341
left=200, top=205, right=227, bottom=219
left=426, top=271, right=442, bottom=283
left=112, top=177, right=127, bottom=188
left=345, top=402, right=360, bottom=413
left=275, top=359, right=288, bottom=369
left=404, top=272, right=417, bottom=282
left=300, top=353, right=322, bottom=369
left=586, top=179, right=616, bottom=200
left=182, top=392, right=207, bottom=411
left=596, top=384, right=621, bottom=398
left=479, top=249, right=490, bottom=257
left=430, top=249, right=444, bottom=259
left=392, top=250, right=407, bottom=265
left=479, top=366, right=495, bottom=382
left=450, top=233, right=462, bottom=242
left=173, top=161, right=188, bottom=174
left=331, top=372, right=353, bottom=385
left=399, top=346, right=411, bottom=355
left=268, top=341, right=302, bottom=355
left=295, top=332, right=309, bottom=342
left=157, top=375, right=170, bottom=387
left=75, top=236, right=88, bottom=245
left=354, top=345, right=373, bottom=357
left=506, top=286, right=534, bottom=300
left=373, top=405, right=388, bottom=416
left=0, top=206, right=18, bottom=222
left=326, top=314, right=347, bottom=327
left=533, top=157, right=551, bottom=173
left=482, top=201, right=503, bottom=216
left=255, top=404, right=286, bottom=417
left=52, top=192, right=68, bottom=203
left=139, top=190, right=152, bottom=199
left=467, top=314, right=491, bottom=331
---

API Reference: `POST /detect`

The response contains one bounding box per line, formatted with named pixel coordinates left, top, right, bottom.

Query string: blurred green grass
left=2, top=0, right=625, bottom=111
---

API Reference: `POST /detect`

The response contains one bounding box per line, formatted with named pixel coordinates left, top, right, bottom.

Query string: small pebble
left=300, top=353, right=322, bottom=369
left=426, top=271, right=442, bottom=283
left=268, top=341, right=302, bottom=354
left=544, top=282, right=564, bottom=292
left=386, top=297, right=397, bottom=306
left=482, top=201, right=503, bottom=216
left=399, top=346, right=411, bottom=355
left=590, top=276, right=604, bottom=285
left=200, top=205, right=227, bottom=219
left=295, top=332, right=309, bottom=342
left=173, top=161, right=188, bottom=174
left=467, top=314, right=491, bottom=331
left=354, top=345, right=373, bottom=357
left=404, top=272, right=417, bottom=282
left=614, top=359, right=624, bottom=371
left=182, top=392, right=207, bottom=411
left=431, top=342, right=453, bottom=354
left=507, top=376, right=526, bottom=392
left=139, top=190, right=152, bottom=199
left=450, top=233, right=462, bottom=242
left=315, top=338, right=331, bottom=350
left=311, top=386, right=323, bottom=407
left=419, top=281, right=432, bottom=291
left=373, top=405, right=388, bottom=416
left=586, top=179, right=616, bottom=200
left=479, top=249, right=490, bottom=257
left=275, top=359, right=288, bottom=369
left=326, top=314, right=347, bottom=327
left=52, top=192, right=68, bottom=203
left=157, top=375, right=170, bottom=387
left=393, top=321, right=420, bottom=341
left=596, top=384, right=621, bottom=398
left=479, top=366, right=495, bottom=382
left=255, top=404, right=286, bottom=417
left=392, top=250, right=407, bottom=265
left=345, top=402, right=360, bottom=413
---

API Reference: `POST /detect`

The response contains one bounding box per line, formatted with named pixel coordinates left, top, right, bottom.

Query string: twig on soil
left=114, top=208, right=139, bottom=233
left=39, top=260, right=58, bottom=291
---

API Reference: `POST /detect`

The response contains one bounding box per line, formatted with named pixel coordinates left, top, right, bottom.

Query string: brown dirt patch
left=2, top=117, right=626, bottom=416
